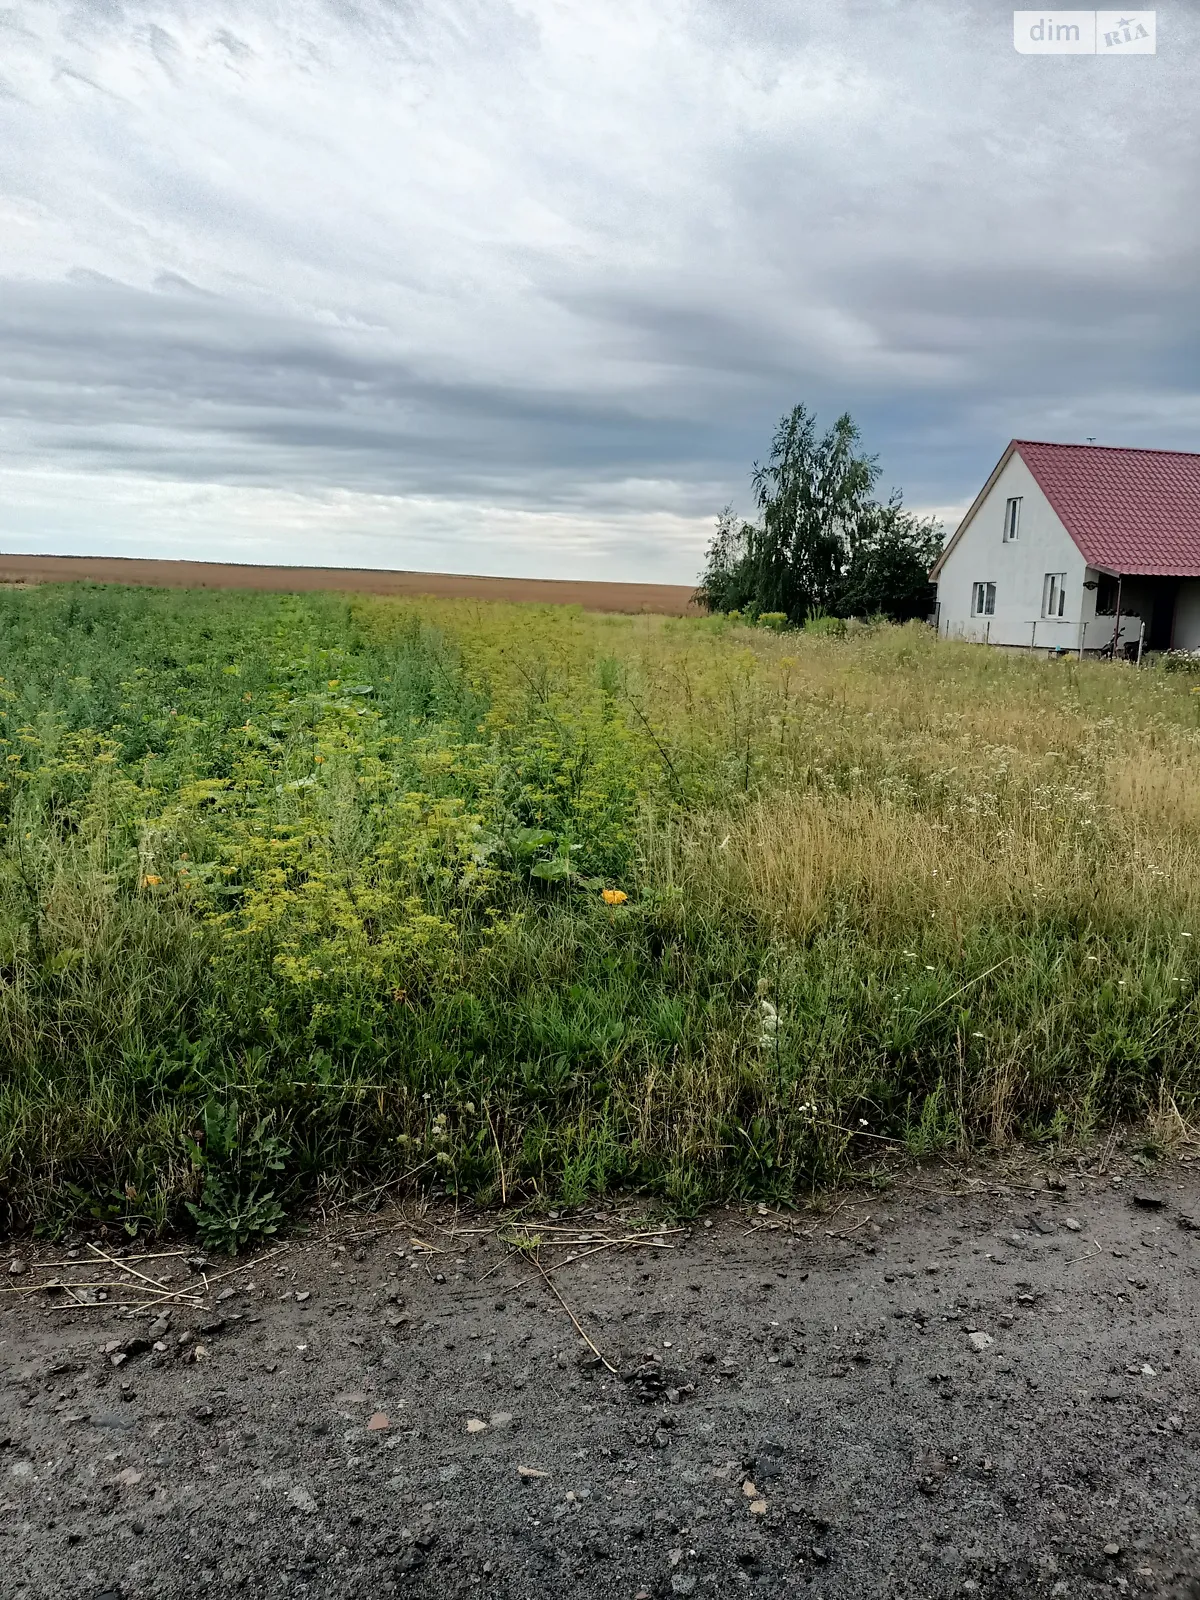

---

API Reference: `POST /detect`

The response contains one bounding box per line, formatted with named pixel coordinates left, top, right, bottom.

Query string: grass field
left=2, top=583, right=1199, bottom=1243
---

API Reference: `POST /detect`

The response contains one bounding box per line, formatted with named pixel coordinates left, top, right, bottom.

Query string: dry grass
left=2, top=585, right=1199, bottom=1237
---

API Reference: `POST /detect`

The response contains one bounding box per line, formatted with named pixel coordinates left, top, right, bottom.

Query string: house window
left=971, top=581, right=996, bottom=616
left=1042, top=573, right=1067, bottom=618
left=1003, top=497, right=1022, bottom=542
left=1095, top=574, right=1119, bottom=616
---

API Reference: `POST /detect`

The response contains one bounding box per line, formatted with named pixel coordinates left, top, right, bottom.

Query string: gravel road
left=4, top=1162, right=1199, bottom=1600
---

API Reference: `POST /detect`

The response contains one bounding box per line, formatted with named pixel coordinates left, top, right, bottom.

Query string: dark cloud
left=0, top=276, right=733, bottom=508
left=0, top=0, right=1197, bottom=577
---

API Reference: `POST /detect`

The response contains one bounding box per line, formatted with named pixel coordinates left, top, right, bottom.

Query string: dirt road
left=3, top=1163, right=1199, bottom=1600
left=0, top=554, right=700, bottom=615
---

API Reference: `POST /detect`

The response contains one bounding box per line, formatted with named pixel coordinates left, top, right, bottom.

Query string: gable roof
left=931, top=439, right=1200, bottom=580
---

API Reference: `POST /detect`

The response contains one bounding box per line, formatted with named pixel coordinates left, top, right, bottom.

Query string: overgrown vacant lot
left=1, top=584, right=1198, bottom=1241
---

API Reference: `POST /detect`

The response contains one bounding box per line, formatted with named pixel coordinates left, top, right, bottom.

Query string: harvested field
left=0, top=552, right=700, bottom=615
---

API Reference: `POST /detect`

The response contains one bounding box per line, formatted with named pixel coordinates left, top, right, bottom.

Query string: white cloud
left=0, top=0, right=1196, bottom=579
left=0, top=465, right=711, bottom=582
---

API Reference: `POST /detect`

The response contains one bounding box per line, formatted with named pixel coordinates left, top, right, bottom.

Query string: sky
left=0, top=1, right=1196, bottom=583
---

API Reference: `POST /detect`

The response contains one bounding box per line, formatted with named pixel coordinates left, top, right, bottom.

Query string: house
left=930, top=440, right=1200, bottom=654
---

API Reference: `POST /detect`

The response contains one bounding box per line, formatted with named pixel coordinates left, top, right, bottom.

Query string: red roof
left=1016, top=440, right=1200, bottom=577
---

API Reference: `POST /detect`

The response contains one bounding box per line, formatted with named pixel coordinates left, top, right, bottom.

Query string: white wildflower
left=758, top=999, right=779, bottom=1048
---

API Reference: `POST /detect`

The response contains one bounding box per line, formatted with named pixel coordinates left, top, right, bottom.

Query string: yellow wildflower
left=141, top=874, right=162, bottom=887
left=601, top=888, right=628, bottom=906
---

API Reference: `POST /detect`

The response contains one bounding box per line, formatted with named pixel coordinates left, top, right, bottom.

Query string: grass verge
left=1, top=583, right=1198, bottom=1243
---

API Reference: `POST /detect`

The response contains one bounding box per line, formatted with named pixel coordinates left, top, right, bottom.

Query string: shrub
left=803, top=612, right=847, bottom=638
left=1160, top=649, right=1200, bottom=675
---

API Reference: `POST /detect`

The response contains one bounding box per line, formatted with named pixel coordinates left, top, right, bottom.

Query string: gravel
left=3, top=1165, right=1200, bottom=1598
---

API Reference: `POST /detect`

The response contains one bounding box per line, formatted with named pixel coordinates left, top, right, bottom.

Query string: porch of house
left=1083, top=573, right=1200, bottom=654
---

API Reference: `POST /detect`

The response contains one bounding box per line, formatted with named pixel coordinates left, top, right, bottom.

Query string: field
left=0, top=553, right=698, bottom=616
left=2, top=582, right=1199, bottom=1243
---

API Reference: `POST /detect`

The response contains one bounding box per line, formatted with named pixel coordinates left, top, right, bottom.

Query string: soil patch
left=4, top=1168, right=1200, bottom=1598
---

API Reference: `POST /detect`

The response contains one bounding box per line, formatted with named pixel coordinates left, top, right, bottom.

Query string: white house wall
left=936, top=453, right=1089, bottom=648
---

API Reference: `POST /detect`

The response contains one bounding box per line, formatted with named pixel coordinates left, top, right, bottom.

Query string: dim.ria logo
left=1012, top=11, right=1156, bottom=53
left=1096, top=11, right=1155, bottom=50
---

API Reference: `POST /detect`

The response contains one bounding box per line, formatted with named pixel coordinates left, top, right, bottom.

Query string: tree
left=694, top=506, right=758, bottom=615
left=836, top=496, right=945, bottom=622
left=697, top=404, right=942, bottom=624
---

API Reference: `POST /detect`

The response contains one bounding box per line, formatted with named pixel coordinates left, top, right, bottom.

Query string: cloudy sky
left=0, top=1, right=1196, bottom=582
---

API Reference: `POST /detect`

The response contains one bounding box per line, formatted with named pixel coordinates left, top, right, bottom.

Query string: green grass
left=2, top=582, right=1198, bottom=1242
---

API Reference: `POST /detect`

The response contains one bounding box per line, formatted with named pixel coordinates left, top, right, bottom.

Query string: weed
left=1, top=584, right=1199, bottom=1233
left=184, top=1101, right=290, bottom=1254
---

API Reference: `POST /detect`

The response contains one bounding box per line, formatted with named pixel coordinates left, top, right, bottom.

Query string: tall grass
left=1, top=583, right=1198, bottom=1236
